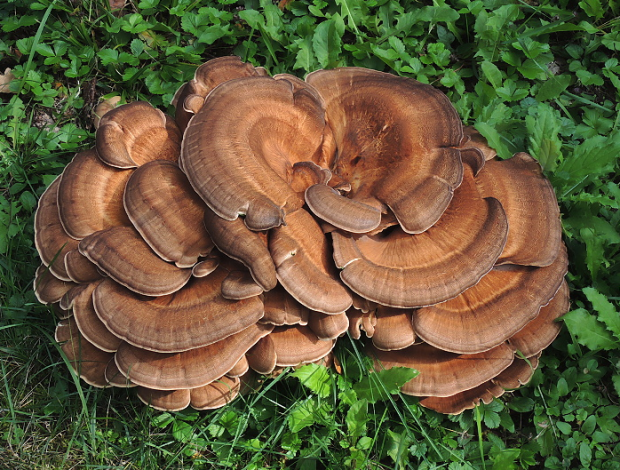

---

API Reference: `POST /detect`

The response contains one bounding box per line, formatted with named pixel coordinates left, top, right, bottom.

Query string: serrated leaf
left=288, top=397, right=326, bottom=433
left=562, top=308, right=618, bottom=350
left=385, top=429, right=413, bottom=467
left=352, top=367, right=417, bottom=404
left=556, top=133, right=620, bottom=187
left=526, top=103, right=562, bottom=172
left=484, top=409, right=501, bottom=429
left=583, top=287, right=620, bottom=339
left=474, top=122, right=513, bottom=160
left=290, top=363, right=332, bottom=398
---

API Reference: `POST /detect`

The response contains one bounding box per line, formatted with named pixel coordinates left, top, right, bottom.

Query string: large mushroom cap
left=332, top=164, right=508, bottom=308
left=305, top=67, right=464, bottom=234
left=181, top=75, right=328, bottom=231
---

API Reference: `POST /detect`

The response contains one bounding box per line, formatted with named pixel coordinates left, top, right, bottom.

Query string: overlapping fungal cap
left=35, top=57, right=570, bottom=414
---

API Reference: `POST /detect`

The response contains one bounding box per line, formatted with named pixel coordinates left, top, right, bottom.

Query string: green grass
left=1, top=0, right=620, bottom=468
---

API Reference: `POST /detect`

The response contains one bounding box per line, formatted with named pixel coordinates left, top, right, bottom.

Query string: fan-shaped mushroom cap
left=508, top=281, right=569, bottom=357
left=204, top=209, right=277, bottom=291
left=96, top=101, right=181, bottom=169
left=332, top=164, right=508, bottom=308
left=419, top=380, right=504, bottom=415
left=371, top=307, right=416, bottom=351
left=412, top=245, right=568, bottom=354
left=191, top=253, right=220, bottom=278
left=34, top=176, right=79, bottom=281
left=137, top=388, right=190, bottom=412
left=172, top=56, right=267, bottom=132
left=64, top=249, right=101, bottom=283
left=307, top=311, right=349, bottom=340
left=269, top=325, right=336, bottom=367
left=71, top=280, right=122, bottom=353
left=181, top=75, right=327, bottom=231
left=418, top=356, right=539, bottom=414
left=246, top=336, right=277, bottom=374
left=55, top=318, right=113, bottom=388
left=115, top=323, right=272, bottom=390
left=137, top=376, right=242, bottom=411
left=124, top=160, right=213, bottom=268
left=221, top=270, right=264, bottom=300
left=370, top=342, right=514, bottom=397
left=305, top=183, right=382, bottom=233
left=34, top=265, right=76, bottom=304
left=79, top=226, right=192, bottom=296
left=57, top=149, right=132, bottom=239
left=93, top=265, right=264, bottom=353
left=269, top=209, right=353, bottom=314
left=476, top=153, right=562, bottom=267
left=305, top=67, right=464, bottom=234
left=105, top=360, right=135, bottom=388
left=190, top=376, right=241, bottom=410
left=226, top=356, right=250, bottom=378
left=261, top=286, right=310, bottom=326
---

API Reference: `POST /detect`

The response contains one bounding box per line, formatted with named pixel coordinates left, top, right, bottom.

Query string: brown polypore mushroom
left=34, top=57, right=569, bottom=414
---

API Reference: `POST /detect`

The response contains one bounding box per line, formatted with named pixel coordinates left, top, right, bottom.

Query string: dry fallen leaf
left=0, top=68, right=17, bottom=94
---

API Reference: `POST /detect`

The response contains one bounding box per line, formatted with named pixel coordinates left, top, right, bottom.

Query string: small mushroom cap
left=476, top=153, right=562, bottom=266
left=307, top=311, right=349, bottom=340
left=371, top=307, right=416, bottom=351
left=419, top=380, right=505, bottom=415
left=191, top=253, right=221, bottom=278
left=55, top=318, right=113, bottom=388
left=137, top=388, right=191, bottom=412
left=57, top=149, right=132, bottom=239
left=412, top=245, right=568, bottom=354
left=172, top=56, right=266, bottom=132
left=269, top=325, right=336, bottom=367
left=246, top=335, right=277, bottom=374
left=261, top=286, right=310, bottom=326
left=79, top=226, right=192, bottom=297
left=305, top=67, right=464, bottom=234
left=332, top=164, right=508, bottom=308
left=418, top=356, right=540, bottom=414
left=204, top=209, right=277, bottom=291
left=71, top=280, right=122, bottom=353
left=269, top=208, right=353, bottom=314
left=190, top=376, right=241, bottom=410
left=508, top=281, right=569, bottom=357
left=124, top=160, right=213, bottom=268
left=221, top=269, right=264, bottom=300
left=226, top=355, right=250, bottom=378
left=305, top=183, right=382, bottom=233
left=347, top=309, right=376, bottom=340
left=115, top=322, right=273, bottom=390
left=181, top=75, right=327, bottom=230
left=93, top=265, right=265, bottom=353
left=105, top=360, right=135, bottom=388
left=34, top=176, right=79, bottom=281
left=96, top=102, right=181, bottom=169
left=370, top=342, right=514, bottom=397
left=64, top=249, right=101, bottom=284
left=34, top=265, right=76, bottom=304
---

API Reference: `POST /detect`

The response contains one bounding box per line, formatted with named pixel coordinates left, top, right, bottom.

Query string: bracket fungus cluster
left=34, top=56, right=569, bottom=414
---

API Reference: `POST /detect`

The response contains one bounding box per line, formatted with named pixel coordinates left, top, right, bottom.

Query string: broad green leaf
left=536, top=74, right=572, bottom=101
left=172, top=420, right=193, bottom=443
left=293, top=36, right=316, bottom=72
left=491, top=449, right=520, bottom=470
left=480, top=60, right=503, bottom=89
left=345, top=399, right=367, bottom=438
left=474, top=122, right=512, bottom=160
left=313, top=16, right=344, bottom=68
left=290, top=363, right=333, bottom=398
left=384, top=428, right=413, bottom=467
left=583, top=287, right=620, bottom=338
left=526, top=103, right=562, bottom=172
left=556, top=133, right=620, bottom=187
left=352, top=367, right=417, bottom=404
left=288, top=397, right=328, bottom=433
left=562, top=308, right=618, bottom=350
